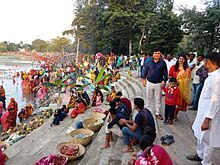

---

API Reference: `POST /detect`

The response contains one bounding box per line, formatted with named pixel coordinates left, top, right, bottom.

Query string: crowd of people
left=98, top=50, right=220, bottom=165
left=140, top=50, right=220, bottom=164
left=0, top=50, right=219, bottom=165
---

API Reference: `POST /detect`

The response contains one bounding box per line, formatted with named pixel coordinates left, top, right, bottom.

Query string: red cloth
left=121, top=98, right=132, bottom=115
left=71, top=102, right=87, bottom=118
left=163, top=86, right=181, bottom=106
left=135, top=145, right=173, bottom=165
left=71, top=108, right=84, bottom=118
left=169, top=65, right=179, bottom=78
left=0, top=149, right=6, bottom=165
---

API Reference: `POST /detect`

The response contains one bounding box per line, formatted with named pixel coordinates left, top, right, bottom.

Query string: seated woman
left=112, top=67, right=120, bottom=82
left=59, top=105, right=69, bottom=121
left=71, top=99, right=87, bottom=118
left=18, top=108, right=26, bottom=122
left=92, top=90, right=103, bottom=107
left=106, top=86, right=116, bottom=102
left=128, top=127, right=173, bottom=165
left=25, top=104, right=34, bottom=118
left=67, top=95, right=76, bottom=109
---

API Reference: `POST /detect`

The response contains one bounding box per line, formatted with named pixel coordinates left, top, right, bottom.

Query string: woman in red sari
left=169, top=54, right=191, bottom=120
left=6, top=98, right=18, bottom=127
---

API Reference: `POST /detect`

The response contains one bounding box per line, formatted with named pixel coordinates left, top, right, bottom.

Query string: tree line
left=0, top=37, right=76, bottom=53
left=1, top=0, right=219, bottom=55
left=64, top=0, right=219, bottom=55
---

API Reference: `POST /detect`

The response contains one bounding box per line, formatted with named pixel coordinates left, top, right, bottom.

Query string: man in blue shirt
left=142, top=50, right=168, bottom=120
left=119, top=98, right=155, bottom=152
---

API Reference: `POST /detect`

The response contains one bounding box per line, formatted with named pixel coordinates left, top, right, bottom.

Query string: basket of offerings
left=56, top=142, right=85, bottom=161
left=83, top=117, right=104, bottom=132
left=69, top=128, right=94, bottom=146
left=90, top=112, right=106, bottom=120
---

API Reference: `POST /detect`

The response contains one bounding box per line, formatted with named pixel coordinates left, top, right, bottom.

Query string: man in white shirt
left=186, top=52, right=220, bottom=164
left=188, top=53, right=197, bottom=71
left=164, top=54, right=177, bottom=74
left=189, top=54, right=205, bottom=110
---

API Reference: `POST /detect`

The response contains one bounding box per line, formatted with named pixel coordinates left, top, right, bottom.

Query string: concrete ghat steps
left=77, top=79, right=139, bottom=165
left=114, top=82, right=129, bottom=98
left=120, top=76, right=142, bottom=98
left=5, top=107, right=101, bottom=165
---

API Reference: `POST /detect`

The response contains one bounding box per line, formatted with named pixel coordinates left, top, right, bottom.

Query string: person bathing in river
left=6, top=98, right=18, bottom=127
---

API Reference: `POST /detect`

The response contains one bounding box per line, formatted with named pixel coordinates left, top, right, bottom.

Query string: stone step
left=120, top=72, right=143, bottom=91
left=120, top=76, right=142, bottom=98
left=5, top=103, right=108, bottom=165
left=77, top=78, right=140, bottom=165
left=114, top=81, right=129, bottom=98
left=118, top=80, right=134, bottom=99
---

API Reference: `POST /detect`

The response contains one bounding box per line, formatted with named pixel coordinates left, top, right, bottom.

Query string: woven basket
left=83, top=117, right=104, bottom=132
left=56, top=142, right=85, bottom=161
left=70, top=129, right=94, bottom=146
left=90, top=112, right=106, bottom=120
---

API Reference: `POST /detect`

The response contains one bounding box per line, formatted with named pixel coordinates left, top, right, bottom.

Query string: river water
left=0, top=54, right=40, bottom=111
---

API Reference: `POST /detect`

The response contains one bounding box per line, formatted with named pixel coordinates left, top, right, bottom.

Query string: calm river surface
left=0, top=54, right=40, bottom=111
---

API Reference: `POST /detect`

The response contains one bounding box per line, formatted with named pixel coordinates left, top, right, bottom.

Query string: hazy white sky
left=0, top=0, right=203, bottom=44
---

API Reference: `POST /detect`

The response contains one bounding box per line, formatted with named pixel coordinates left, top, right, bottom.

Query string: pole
left=129, top=39, right=132, bottom=56
left=76, top=38, right=80, bottom=63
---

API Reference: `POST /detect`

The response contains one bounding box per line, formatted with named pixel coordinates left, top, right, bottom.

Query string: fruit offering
left=60, top=145, right=79, bottom=156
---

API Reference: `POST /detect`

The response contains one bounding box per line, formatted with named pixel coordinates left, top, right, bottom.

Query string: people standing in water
left=1, top=98, right=18, bottom=132
left=6, top=98, right=18, bottom=127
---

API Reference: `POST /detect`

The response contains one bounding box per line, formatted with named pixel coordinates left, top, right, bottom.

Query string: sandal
left=161, top=136, right=175, bottom=146
left=160, top=135, right=174, bottom=141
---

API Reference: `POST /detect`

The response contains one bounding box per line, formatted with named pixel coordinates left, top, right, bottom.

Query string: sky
left=0, top=0, right=204, bottom=44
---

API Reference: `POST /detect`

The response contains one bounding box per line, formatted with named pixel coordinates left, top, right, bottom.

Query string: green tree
left=180, top=4, right=220, bottom=53
left=0, top=42, right=7, bottom=52
left=7, top=42, right=19, bottom=51
left=50, top=37, right=71, bottom=54
left=32, top=39, right=48, bottom=52
left=69, top=0, right=183, bottom=54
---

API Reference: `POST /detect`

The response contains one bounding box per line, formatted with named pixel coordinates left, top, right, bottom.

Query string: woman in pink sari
left=169, top=54, right=191, bottom=120
left=1, top=110, right=11, bottom=132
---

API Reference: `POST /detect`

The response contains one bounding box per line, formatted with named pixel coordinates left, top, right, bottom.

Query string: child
left=163, top=77, right=181, bottom=125
left=92, top=89, right=103, bottom=107
left=128, top=127, right=173, bottom=165
left=18, top=108, right=26, bottom=122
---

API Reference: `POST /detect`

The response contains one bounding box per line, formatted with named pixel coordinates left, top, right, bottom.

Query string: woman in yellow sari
left=91, top=68, right=95, bottom=83
left=169, top=54, right=191, bottom=120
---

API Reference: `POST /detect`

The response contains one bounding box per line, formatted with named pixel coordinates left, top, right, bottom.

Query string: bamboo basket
left=83, top=117, right=104, bottom=132
left=56, top=142, right=85, bottom=161
left=70, top=128, right=94, bottom=146
left=90, top=112, right=106, bottom=120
